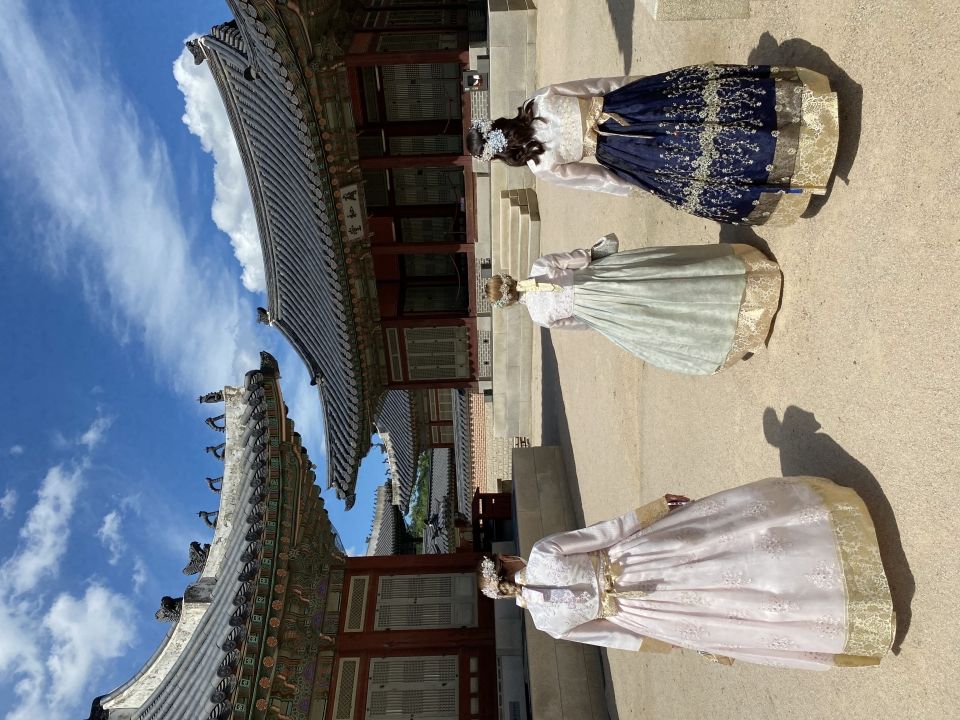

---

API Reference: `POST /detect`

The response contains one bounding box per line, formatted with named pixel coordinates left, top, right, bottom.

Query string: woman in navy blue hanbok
left=467, top=64, right=839, bottom=226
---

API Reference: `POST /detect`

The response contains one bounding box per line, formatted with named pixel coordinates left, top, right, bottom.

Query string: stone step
left=474, top=173, right=492, bottom=257
left=640, top=0, right=749, bottom=20
left=491, top=187, right=541, bottom=438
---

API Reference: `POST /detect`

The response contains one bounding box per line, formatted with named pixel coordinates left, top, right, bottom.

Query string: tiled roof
left=198, top=5, right=367, bottom=508
left=452, top=390, right=473, bottom=520
left=90, top=353, right=343, bottom=719
left=375, top=391, right=420, bottom=513
left=422, top=449, right=453, bottom=554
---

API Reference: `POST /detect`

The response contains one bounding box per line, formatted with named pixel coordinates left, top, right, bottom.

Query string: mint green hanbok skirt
left=572, top=244, right=781, bottom=374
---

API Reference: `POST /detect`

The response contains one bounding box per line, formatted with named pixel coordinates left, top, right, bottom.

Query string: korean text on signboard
left=340, top=184, right=364, bottom=242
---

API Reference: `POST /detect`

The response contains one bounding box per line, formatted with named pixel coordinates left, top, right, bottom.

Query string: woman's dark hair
left=467, top=100, right=545, bottom=167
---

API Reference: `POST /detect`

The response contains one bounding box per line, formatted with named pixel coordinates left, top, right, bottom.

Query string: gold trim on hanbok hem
left=635, top=496, right=671, bottom=529
left=794, top=68, right=841, bottom=194
left=698, top=651, right=736, bottom=665
left=639, top=637, right=675, bottom=654
left=801, top=477, right=896, bottom=661
left=744, top=67, right=839, bottom=226
left=718, top=246, right=783, bottom=371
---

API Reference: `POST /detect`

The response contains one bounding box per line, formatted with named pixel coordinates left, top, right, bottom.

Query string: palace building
left=86, top=353, right=498, bottom=720
left=192, top=0, right=491, bottom=509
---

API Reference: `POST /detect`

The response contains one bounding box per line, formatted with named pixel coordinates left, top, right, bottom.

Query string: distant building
left=366, top=480, right=421, bottom=556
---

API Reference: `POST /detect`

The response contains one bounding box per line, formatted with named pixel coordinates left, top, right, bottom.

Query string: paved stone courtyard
left=527, top=1, right=960, bottom=718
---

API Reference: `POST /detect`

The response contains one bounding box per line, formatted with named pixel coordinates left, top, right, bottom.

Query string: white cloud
left=132, top=557, right=148, bottom=594
left=0, top=604, right=44, bottom=719
left=1, top=464, right=82, bottom=597
left=2, top=584, right=138, bottom=720
left=96, top=510, right=124, bottom=565
left=8, top=445, right=24, bottom=457
left=281, top=347, right=328, bottom=461
left=79, top=415, right=113, bottom=451
left=44, top=585, right=137, bottom=707
left=173, top=44, right=265, bottom=293
left=0, top=2, right=262, bottom=395
left=0, top=489, right=17, bottom=519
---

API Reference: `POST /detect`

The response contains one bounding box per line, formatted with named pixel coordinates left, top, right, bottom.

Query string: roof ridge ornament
left=185, top=39, right=206, bottom=65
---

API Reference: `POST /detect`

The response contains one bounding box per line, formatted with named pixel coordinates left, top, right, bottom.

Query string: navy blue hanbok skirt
left=595, top=64, right=839, bottom=225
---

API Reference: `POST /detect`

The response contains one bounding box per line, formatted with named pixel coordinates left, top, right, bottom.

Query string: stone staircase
left=491, top=188, right=540, bottom=438
left=640, top=0, right=749, bottom=19
left=469, top=0, right=540, bottom=439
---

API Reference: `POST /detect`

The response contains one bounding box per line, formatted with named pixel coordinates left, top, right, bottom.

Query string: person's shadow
left=763, top=406, right=914, bottom=654
left=747, top=33, right=864, bottom=218
left=604, top=0, right=636, bottom=75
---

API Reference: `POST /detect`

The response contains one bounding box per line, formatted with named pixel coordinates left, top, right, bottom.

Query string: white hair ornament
left=490, top=272, right=516, bottom=309
left=471, top=119, right=508, bottom=162
left=479, top=556, right=501, bottom=598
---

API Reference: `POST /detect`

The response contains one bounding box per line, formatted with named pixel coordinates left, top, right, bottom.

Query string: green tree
left=407, top=451, right=431, bottom=538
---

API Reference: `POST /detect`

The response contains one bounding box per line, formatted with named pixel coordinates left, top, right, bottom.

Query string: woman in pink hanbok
left=479, top=477, right=895, bottom=669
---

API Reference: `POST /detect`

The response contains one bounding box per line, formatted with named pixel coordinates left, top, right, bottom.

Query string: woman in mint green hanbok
left=485, top=238, right=781, bottom=375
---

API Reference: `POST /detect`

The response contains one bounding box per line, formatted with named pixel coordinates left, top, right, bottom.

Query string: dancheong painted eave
left=194, top=0, right=382, bottom=510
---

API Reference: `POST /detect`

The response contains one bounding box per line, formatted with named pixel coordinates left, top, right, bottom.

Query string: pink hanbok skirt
left=607, top=477, right=894, bottom=669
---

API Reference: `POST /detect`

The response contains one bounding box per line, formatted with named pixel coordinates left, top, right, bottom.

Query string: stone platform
left=491, top=189, right=541, bottom=438
left=641, top=0, right=749, bottom=19
left=512, top=446, right=609, bottom=720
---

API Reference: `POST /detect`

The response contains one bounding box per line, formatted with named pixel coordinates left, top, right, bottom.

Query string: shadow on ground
left=763, top=406, right=914, bottom=654
left=539, top=328, right=588, bottom=528
left=748, top=33, right=864, bottom=218
left=718, top=224, right=774, bottom=256
left=541, top=328, right=623, bottom=718
left=604, top=0, right=636, bottom=75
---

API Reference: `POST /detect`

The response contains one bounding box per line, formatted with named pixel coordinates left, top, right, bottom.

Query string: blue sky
left=0, top=1, right=385, bottom=717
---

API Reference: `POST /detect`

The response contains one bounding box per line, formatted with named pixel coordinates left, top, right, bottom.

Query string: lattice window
left=377, top=32, right=458, bottom=52
left=386, top=328, right=403, bottom=382
left=374, top=573, right=476, bottom=629
left=388, top=134, right=462, bottom=156
left=333, top=658, right=360, bottom=720
left=403, top=254, right=458, bottom=279
left=404, top=326, right=470, bottom=380
left=382, top=64, right=461, bottom=122
left=403, top=286, right=465, bottom=314
left=400, top=217, right=457, bottom=243
left=344, top=575, right=369, bottom=632
left=477, top=329, right=493, bottom=379
left=366, top=655, right=458, bottom=720
left=431, top=425, right=456, bottom=445
left=476, top=263, right=492, bottom=314
left=437, top=390, right=453, bottom=421
left=394, top=167, right=464, bottom=206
